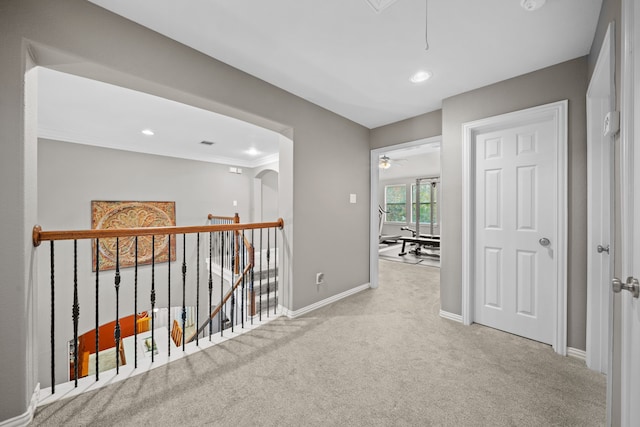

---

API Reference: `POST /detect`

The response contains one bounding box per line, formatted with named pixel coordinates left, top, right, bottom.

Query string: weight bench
left=398, top=236, right=440, bottom=256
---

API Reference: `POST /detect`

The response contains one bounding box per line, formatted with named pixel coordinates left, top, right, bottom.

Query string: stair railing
left=207, top=213, right=239, bottom=274
left=32, top=216, right=283, bottom=395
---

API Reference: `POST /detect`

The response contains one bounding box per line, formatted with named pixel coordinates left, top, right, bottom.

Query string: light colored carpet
left=32, top=260, right=605, bottom=426
left=379, top=242, right=440, bottom=267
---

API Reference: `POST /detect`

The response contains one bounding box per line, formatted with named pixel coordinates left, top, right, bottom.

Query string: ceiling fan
left=379, top=155, right=407, bottom=169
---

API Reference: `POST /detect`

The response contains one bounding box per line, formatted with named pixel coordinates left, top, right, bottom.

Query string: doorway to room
left=369, top=136, right=442, bottom=289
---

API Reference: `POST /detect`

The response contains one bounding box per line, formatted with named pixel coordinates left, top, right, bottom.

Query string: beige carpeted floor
left=32, top=260, right=606, bottom=426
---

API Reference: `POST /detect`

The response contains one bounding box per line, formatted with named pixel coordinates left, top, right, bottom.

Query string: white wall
left=261, top=170, right=279, bottom=221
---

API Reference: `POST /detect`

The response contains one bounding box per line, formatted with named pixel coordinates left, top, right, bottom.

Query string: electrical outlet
left=316, top=272, right=325, bottom=285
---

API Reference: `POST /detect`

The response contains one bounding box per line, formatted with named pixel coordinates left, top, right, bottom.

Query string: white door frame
left=461, top=101, right=568, bottom=356
left=620, top=0, right=638, bottom=424
left=369, top=136, right=441, bottom=289
left=586, top=22, right=616, bottom=375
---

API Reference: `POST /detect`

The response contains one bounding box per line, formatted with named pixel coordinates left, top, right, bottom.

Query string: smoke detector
left=521, top=0, right=546, bottom=11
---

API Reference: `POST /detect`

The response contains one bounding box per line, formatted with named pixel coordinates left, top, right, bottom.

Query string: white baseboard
left=439, top=310, right=463, bottom=323
left=0, top=383, right=39, bottom=427
left=567, top=347, right=586, bottom=362
left=282, top=283, right=370, bottom=318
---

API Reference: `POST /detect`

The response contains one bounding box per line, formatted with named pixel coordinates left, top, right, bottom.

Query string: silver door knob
left=539, top=237, right=551, bottom=247
left=597, top=244, right=610, bottom=254
left=612, top=277, right=640, bottom=298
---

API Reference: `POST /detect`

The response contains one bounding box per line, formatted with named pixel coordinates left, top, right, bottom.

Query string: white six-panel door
left=474, top=120, right=556, bottom=345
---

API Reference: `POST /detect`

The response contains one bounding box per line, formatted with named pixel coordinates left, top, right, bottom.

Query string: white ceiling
left=38, top=68, right=281, bottom=167
left=378, top=141, right=441, bottom=179
left=40, top=0, right=603, bottom=167
left=88, top=0, right=603, bottom=129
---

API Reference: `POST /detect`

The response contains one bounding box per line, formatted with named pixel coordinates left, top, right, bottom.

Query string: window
left=411, top=183, right=437, bottom=224
left=384, top=184, right=407, bottom=222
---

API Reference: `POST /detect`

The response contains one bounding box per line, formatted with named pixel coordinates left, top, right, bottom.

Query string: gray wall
left=261, top=170, right=279, bottom=222
left=0, top=6, right=39, bottom=421
left=39, top=138, right=253, bottom=227
left=0, top=0, right=370, bottom=421
left=370, top=110, right=442, bottom=149
left=441, top=57, right=589, bottom=350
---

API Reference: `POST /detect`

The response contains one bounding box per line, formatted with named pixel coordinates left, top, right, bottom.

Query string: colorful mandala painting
left=91, top=201, right=177, bottom=271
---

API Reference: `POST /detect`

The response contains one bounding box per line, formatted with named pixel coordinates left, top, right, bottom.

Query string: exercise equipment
left=398, top=177, right=441, bottom=258
left=379, top=205, right=401, bottom=244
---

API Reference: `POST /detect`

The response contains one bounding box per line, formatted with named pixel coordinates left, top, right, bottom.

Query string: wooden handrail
left=186, top=262, right=253, bottom=343
left=207, top=213, right=240, bottom=223
left=32, top=218, right=284, bottom=247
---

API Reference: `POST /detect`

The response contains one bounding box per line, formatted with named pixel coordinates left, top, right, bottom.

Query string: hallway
left=32, top=260, right=605, bottom=426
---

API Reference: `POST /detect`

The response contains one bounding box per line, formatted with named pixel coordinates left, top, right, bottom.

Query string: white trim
left=621, top=0, right=635, bottom=298
left=461, top=100, right=568, bottom=356
left=586, top=21, right=616, bottom=376
left=370, top=136, right=442, bottom=290
left=567, top=347, right=587, bottom=362
left=620, top=1, right=637, bottom=425
left=439, top=310, right=463, bottom=323
left=282, top=283, right=370, bottom=318
left=0, top=384, right=39, bottom=427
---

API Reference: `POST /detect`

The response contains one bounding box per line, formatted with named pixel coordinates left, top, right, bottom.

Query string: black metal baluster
left=72, top=240, right=79, bottom=387
left=241, top=230, right=245, bottom=329
left=220, top=231, right=224, bottom=337
left=267, top=229, right=271, bottom=318
left=259, top=229, right=263, bottom=322
left=231, top=287, right=235, bottom=333
left=209, top=232, right=213, bottom=340
left=50, top=241, right=55, bottom=394
left=151, top=236, right=156, bottom=363
left=114, top=238, right=121, bottom=374
left=231, top=233, right=236, bottom=332
left=228, top=229, right=232, bottom=272
left=274, top=226, right=278, bottom=314
left=196, top=233, right=200, bottom=346
left=181, top=234, right=187, bottom=351
left=167, top=234, right=171, bottom=357
left=95, top=239, right=99, bottom=381
left=250, top=229, right=255, bottom=325
left=214, top=228, right=219, bottom=274
left=134, top=236, right=138, bottom=369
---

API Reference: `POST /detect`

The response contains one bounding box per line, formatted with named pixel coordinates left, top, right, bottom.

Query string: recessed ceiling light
left=410, top=70, right=432, bottom=83
left=521, top=0, right=546, bottom=11
left=246, top=148, right=259, bottom=156
left=141, top=129, right=154, bottom=136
